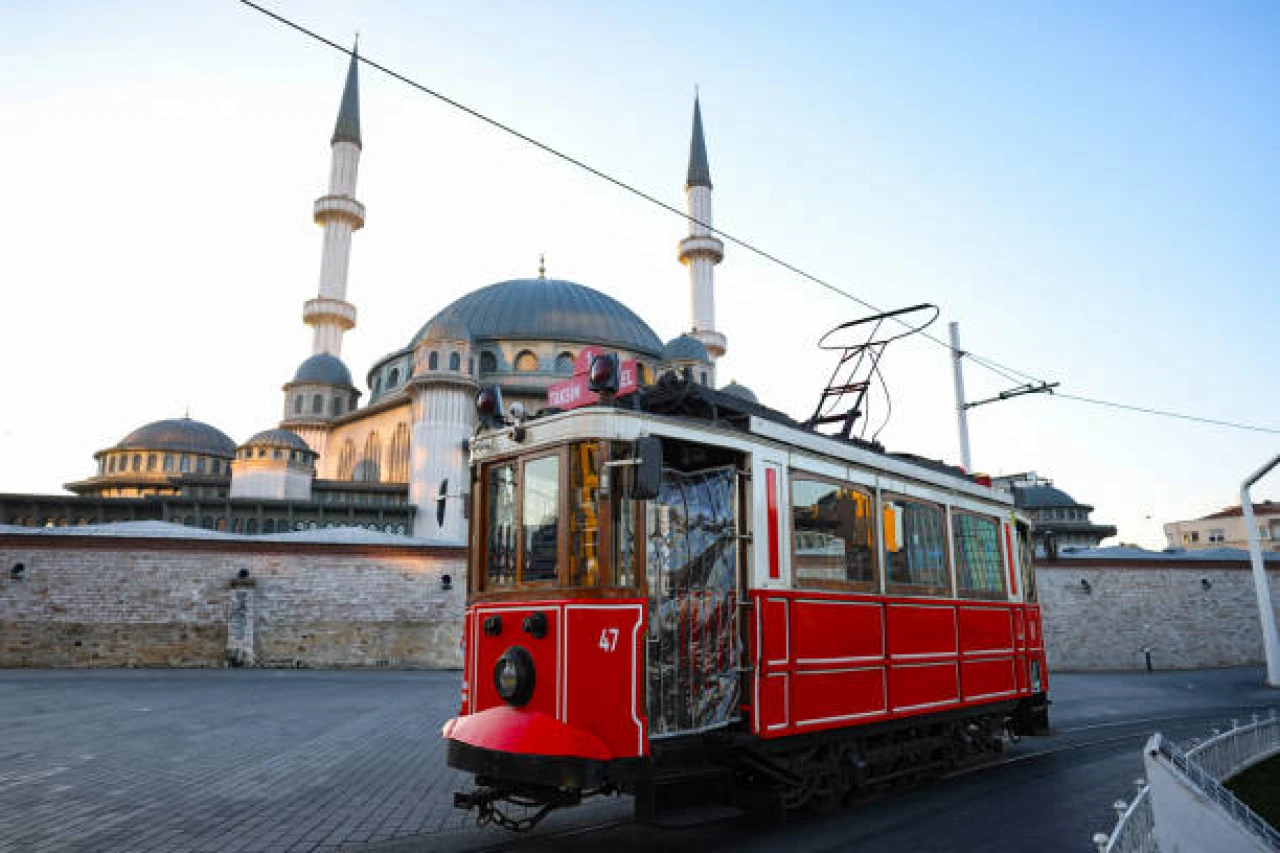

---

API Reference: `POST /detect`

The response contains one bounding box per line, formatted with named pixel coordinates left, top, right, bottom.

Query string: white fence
left=1093, top=710, right=1280, bottom=853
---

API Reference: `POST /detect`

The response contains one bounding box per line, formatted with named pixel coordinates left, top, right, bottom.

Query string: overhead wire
left=239, top=0, right=1280, bottom=437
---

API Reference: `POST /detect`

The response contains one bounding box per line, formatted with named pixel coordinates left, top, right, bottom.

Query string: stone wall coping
left=1041, top=558, right=1279, bottom=571
left=0, top=531, right=464, bottom=559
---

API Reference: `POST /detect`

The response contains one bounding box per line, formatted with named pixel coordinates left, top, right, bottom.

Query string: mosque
left=1, top=49, right=746, bottom=544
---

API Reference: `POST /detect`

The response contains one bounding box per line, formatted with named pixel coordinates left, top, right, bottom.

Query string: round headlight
left=493, top=646, right=536, bottom=706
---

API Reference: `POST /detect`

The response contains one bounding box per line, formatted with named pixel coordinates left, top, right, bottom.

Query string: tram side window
left=953, top=513, right=1007, bottom=600
left=883, top=497, right=949, bottom=595
left=568, top=442, right=601, bottom=587
left=485, top=462, right=518, bottom=586
left=522, top=455, right=560, bottom=583
left=791, top=476, right=877, bottom=592
left=1018, top=521, right=1037, bottom=602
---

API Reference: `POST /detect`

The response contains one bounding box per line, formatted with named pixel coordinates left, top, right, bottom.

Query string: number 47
left=598, top=628, right=620, bottom=653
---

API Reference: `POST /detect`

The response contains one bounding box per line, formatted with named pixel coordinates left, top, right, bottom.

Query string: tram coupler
left=454, top=786, right=510, bottom=812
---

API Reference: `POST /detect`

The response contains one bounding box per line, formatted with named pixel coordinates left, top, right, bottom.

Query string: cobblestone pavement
left=0, top=669, right=608, bottom=853
left=3, top=668, right=1276, bottom=852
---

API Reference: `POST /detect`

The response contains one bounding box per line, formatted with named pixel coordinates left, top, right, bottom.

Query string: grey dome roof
left=412, top=278, right=664, bottom=358
left=242, top=429, right=313, bottom=454
left=113, top=418, right=236, bottom=458
left=292, top=353, right=353, bottom=386
left=1013, top=484, right=1087, bottom=510
left=417, top=314, right=472, bottom=344
left=663, top=334, right=710, bottom=363
left=720, top=381, right=758, bottom=404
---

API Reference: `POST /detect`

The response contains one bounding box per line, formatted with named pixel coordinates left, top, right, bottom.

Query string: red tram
left=444, top=369, right=1050, bottom=828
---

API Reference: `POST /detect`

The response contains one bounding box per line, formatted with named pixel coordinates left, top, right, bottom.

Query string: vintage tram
left=444, top=363, right=1050, bottom=828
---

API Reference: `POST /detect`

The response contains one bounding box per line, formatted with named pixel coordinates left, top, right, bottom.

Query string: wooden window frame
left=882, top=493, right=952, bottom=597
left=789, top=472, right=880, bottom=594
left=952, top=510, right=1008, bottom=601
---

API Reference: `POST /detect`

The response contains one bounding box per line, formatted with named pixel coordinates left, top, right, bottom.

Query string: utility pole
left=949, top=322, right=973, bottom=472
left=1241, top=454, right=1280, bottom=687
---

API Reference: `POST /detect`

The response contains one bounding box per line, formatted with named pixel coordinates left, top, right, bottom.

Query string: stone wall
left=0, top=528, right=465, bottom=668
left=1039, top=557, right=1280, bottom=671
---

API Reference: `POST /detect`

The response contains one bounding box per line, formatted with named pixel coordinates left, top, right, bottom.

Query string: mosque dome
left=113, top=418, right=236, bottom=458
left=416, top=314, right=473, bottom=344
left=241, top=429, right=313, bottom=454
left=663, top=334, right=710, bottom=363
left=720, top=381, right=758, bottom=404
left=292, top=353, right=353, bottom=386
left=411, top=278, right=664, bottom=358
left=1012, top=484, right=1090, bottom=511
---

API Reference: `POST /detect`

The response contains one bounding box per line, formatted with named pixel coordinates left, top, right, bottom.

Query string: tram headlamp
left=493, top=646, right=536, bottom=707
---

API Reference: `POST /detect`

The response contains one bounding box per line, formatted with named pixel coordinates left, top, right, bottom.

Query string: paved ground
left=1, top=668, right=1276, bottom=853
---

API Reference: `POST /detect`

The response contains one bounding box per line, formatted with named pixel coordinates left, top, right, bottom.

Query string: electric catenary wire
left=239, top=1, right=1280, bottom=437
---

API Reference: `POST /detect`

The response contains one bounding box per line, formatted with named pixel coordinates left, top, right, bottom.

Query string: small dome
left=417, top=315, right=472, bottom=344
left=292, top=353, right=353, bottom=386
left=241, top=429, right=313, bottom=454
left=1013, top=484, right=1086, bottom=510
left=411, top=278, right=664, bottom=358
left=663, top=334, right=710, bottom=363
left=113, top=418, right=236, bottom=457
left=720, top=381, right=758, bottom=404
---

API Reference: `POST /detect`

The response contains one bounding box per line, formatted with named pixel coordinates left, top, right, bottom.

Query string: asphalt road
left=1, top=668, right=1276, bottom=853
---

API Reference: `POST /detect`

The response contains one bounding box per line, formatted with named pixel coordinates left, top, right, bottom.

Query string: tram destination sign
left=547, top=346, right=639, bottom=410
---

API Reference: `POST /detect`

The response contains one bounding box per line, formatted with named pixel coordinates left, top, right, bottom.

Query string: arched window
left=468, top=357, right=475, bottom=375
left=514, top=351, right=538, bottom=372
left=180, top=455, right=191, bottom=473
left=312, top=394, right=323, bottom=414
left=555, top=352, right=575, bottom=374
left=373, top=377, right=382, bottom=395
left=293, top=395, right=303, bottom=414
left=700, top=371, right=708, bottom=385
left=428, top=352, right=439, bottom=371
left=356, top=432, right=382, bottom=482
left=389, top=422, right=410, bottom=482
left=337, top=439, right=356, bottom=480
left=389, top=367, right=401, bottom=386
left=480, top=351, right=497, bottom=373
left=332, top=396, right=343, bottom=416
left=147, top=454, right=157, bottom=471
left=449, top=352, right=460, bottom=371
left=196, top=456, right=206, bottom=474
left=132, top=454, right=142, bottom=472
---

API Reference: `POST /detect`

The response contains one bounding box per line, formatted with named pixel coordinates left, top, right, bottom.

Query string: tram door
left=645, top=463, right=742, bottom=737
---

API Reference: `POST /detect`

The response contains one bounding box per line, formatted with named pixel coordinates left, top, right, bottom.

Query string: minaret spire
left=678, top=94, right=726, bottom=362
left=303, top=42, right=366, bottom=358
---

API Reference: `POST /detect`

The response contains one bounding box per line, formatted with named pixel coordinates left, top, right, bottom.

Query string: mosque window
left=332, top=396, right=342, bottom=416
left=180, top=455, right=191, bottom=473
left=337, top=439, right=356, bottom=480
left=163, top=454, right=174, bottom=472
left=373, top=377, right=382, bottom=395
left=147, top=454, right=157, bottom=472
left=350, top=393, right=359, bottom=410
left=515, top=351, right=538, bottom=372
left=555, top=352, right=574, bottom=374
left=197, top=457, right=206, bottom=474
left=294, top=395, right=302, bottom=414
left=312, top=394, right=323, bottom=414
left=468, top=357, right=475, bottom=375
left=449, top=352, right=461, bottom=371
left=389, top=367, right=401, bottom=386
left=273, top=449, right=283, bottom=460
left=428, top=352, right=439, bottom=371
left=480, top=351, right=497, bottom=373
left=700, top=371, right=708, bottom=385
left=106, top=457, right=115, bottom=474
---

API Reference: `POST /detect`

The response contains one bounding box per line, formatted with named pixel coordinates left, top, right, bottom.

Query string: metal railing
left=1093, top=710, right=1280, bottom=853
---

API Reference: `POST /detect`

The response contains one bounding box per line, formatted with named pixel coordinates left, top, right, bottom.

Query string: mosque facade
left=1, top=49, right=742, bottom=544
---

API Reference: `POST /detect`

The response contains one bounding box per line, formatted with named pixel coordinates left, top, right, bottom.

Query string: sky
left=0, top=0, right=1276, bottom=548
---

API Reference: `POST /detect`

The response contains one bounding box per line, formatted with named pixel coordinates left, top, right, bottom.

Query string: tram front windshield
left=476, top=440, right=639, bottom=593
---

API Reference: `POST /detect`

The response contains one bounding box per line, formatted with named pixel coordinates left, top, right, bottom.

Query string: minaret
left=678, top=96, right=726, bottom=361
left=304, top=43, right=365, bottom=357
